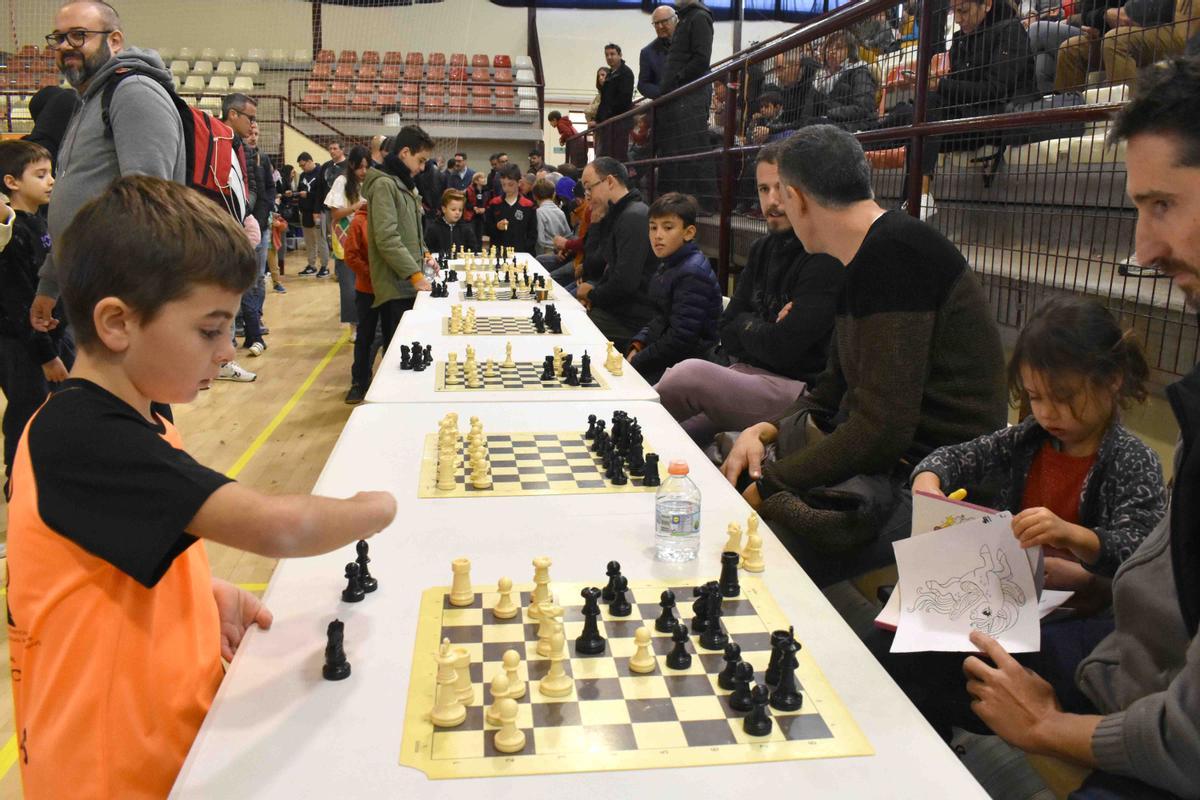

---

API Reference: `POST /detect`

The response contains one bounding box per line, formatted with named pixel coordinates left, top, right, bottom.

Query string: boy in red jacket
left=343, top=205, right=376, bottom=404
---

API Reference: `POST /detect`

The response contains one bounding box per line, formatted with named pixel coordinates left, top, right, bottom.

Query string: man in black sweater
left=656, top=142, right=843, bottom=446
left=658, top=0, right=716, bottom=200
left=721, top=125, right=1006, bottom=585
left=575, top=157, right=656, bottom=350
left=597, top=44, right=634, bottom=161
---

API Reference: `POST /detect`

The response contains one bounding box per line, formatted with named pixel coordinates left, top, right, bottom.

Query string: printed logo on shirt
left=515, top=210, right=524, bottom=221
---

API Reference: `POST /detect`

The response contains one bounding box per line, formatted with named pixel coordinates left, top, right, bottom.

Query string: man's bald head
left=651, top=4, right=677, bottom=37
left=58, top=0, right=121, bottom=30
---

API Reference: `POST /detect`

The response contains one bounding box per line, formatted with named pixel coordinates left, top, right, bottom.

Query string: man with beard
left=654, top=141, right=844, bottom=446
left=596, top=44, right=634, bottom=161
left=31, top=1, right=186, bottom=335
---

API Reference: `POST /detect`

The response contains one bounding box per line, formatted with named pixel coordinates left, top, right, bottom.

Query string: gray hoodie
left=38, top=46, right=186, bottom=298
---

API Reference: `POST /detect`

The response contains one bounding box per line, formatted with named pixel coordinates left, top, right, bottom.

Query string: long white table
left=172, top=401, right=986, bottom=798
left=394, top=305, right=607, bottom=348
left=365, top=336, right=660, bottom=404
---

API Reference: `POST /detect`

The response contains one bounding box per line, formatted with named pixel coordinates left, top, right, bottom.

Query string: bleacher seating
left=223, top=48, right=242, bottom=62
left=207, top=76, right=230, bottom=93
left=516, top=68, right=535, bottom=84
left=334, top=62, right=356, bottom=79
left=245, top=48, right=266, bottom=64
left=238, top=61, right=260, bottom=77
left=406, top=52, right=424, bottom=66
left=178, top=47, right=196, bottom=62
left=338, top=50, right=357, bottom=64
left=200, top=47, right=220, bottom=62
left=268, top=49, right=288, bottom=66
left=381, top=65, right=402, bottom=80
left=232, top=76, right=254, bottom=92
left=181, top=75, right=206, bottom=94
left=383, top=51, right=404, bottom=65
left=359, top=63, right=378, bottom=79
left=361, top=50, right=381, bottom=65
left=471, top=54, right=489, bottom=68
left=316, top=49, right=335, bottom=63
left=312, top=63, right=333, bottom=79
left=429, top=52, right=446, bottom=66
left=291, top=50, right=312, bottom=65
left=192, top=60, right=214, bottom=76
left=450, top=53, right=467, bottom=67
left=216, top=60, right=237, bottom=77
left=494, top=55, right=511, bottom=68
left=157, top=46, right=177, bottom=64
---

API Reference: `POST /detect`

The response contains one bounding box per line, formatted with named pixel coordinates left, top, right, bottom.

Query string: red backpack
left=100, top=66, right=245, bottom=219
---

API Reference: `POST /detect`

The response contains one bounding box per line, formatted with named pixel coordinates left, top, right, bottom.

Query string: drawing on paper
left=908, top=545, right=1028, bottom=635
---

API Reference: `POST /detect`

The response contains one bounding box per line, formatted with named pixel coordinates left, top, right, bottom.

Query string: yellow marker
left=948, top=489, right=967, bottom=501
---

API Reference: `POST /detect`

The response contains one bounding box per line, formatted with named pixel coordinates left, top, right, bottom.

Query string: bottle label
left=657, top=509, right=701, bottom=536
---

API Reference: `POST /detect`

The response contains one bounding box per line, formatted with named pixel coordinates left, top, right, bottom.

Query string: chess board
left=454, top=283, right=553, bottom=303
left=442, top=317, right=568, bottom=336
left=417, top=431, right=658, bottom=498
left=435, top=362, right=610, bottom=392
left=399, top=577, right=871, bottom=778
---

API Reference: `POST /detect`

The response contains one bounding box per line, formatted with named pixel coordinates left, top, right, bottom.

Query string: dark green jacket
left=362, top=167, right=425, bottom=306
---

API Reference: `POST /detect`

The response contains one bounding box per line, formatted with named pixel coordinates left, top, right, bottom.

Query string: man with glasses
left=30, top=0, right=186, bottom=335
left=639, top=5, right=677, bottom=99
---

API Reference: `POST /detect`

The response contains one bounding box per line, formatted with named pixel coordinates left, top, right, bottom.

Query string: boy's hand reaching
left=41, top=357, right=68, bottom=383
left=31, top=294, right=60, bottom=332
left=212, top=578, right=273, bottom=662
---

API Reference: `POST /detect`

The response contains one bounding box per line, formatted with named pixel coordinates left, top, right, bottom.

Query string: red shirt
left=555, top=117, right=578, bottom=144
left=1020, top=441, right=1096, bottom=525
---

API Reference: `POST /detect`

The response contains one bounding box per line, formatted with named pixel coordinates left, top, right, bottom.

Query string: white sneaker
left=248, top=341, right=267, bottom=357
left=217, top=361, right=257, bottom=382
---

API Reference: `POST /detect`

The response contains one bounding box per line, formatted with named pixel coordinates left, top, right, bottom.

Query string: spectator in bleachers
left=326, top=145, right=372, bottom=345
left=533, top=179, right=570, bottom=257
left=548, top=110, right=587, bottom=168
left=25, top=85, right=79, bottom=171
left=1023, top=0, right=1081, bottom=92
left=585, top=68, right=606, bottom=126
left=657, top=142, right=844, bottom=445
left=639, top=5, right=677, bottom=99
left=803, top=32, right=880, bottom=130
left=487, top=151, right=509, bottom=197
left=658, top=0, right=716, bottom=202
left=853, top=12, right=900, bottom=59
left=465, top=170, right=489, bottom=248
left=485, top=162, right=538, bottom=254
left=597, top=43, right=635, bottom=161
left=720, top=125, right=1006, bottom=586
left=30, top=2, right=188, bottom=340
left=575, top=157, right=656, bottom=351
left=1053, top=0, right=1180, bottom=89
left=424, top=188, right=479, bottom=255
left=362, top=125, right=435, bottom=348
left=626, top=193, right=722, bottom=385
left=296, top=152, right=330, bottom=278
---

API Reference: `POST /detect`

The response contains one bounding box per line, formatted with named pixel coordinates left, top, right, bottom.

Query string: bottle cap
left=668, top=460, right=689, bottom=476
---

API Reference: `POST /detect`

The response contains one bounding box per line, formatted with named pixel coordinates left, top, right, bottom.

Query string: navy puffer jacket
left=631, top=242, right=723, bottom=378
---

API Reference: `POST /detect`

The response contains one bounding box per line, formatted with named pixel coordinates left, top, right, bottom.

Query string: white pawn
left=484, top=358, right=496, bottom=378
left=528, top=556, right=552, bottom=618
left=538, top=632, right=573, bottom=698
left=436, top=449, right=457, bottom=491
left=486, top=673, right=512, bottom=726
left=449, top=558, right=474, bottom=607
left=493, top=698, right=525, bottom=753
left=503, top=342, right=516, bottom=369
left=502, top=648, right=526, bottom=699
left=453, top=646, right=474, bottom=705
left=493, top=577, right=518, bottom=619
left=724, top=522, right=743, bottom=555
left=469, top=454, right=492, bottom=489
left=629, top=626, right=657, bottom=673
left=445, top=351, right=460, bottom=385
left=466, top=364, right=482, bottom=389
left=742, top=532, right=765, bottom=572
left=431, top=639, right=467, bottom=728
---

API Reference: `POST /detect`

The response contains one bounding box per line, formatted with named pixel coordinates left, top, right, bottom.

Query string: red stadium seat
left=300, top=90, right=324, bottom=109
left=448, top=96, right=468, bottom=114
left=469, top=66, right=490, bottom=82
left=327, top=92, right=350, bottom=110
left=495, top=97, right=516, bottom=115
left=333, top=62, right=356, bottom=79
left=399, top=95, right=419, bottom=113
left=338, top=50, right=357, bottom=64
left=316, top=49, right=335, bottom=63
left=400, top=82, right=420, bottom=96
left=471, top=54, right=489, bottom=67
left=358, top=63, right=378, bottom=80
left=428, top=52, right=446, bottom=66
left=470, top=95, right=492, bottom=115
left=468, top=83, right=489, bottom=96
left=306, top=80, right=329, bottom=94
left=494, top=68, right=513, bottom=83
left=406, top=52, right=424, bottom=66
left=494, top=85, right=515, bottom=99
left=449, top=65, right=466, bottom=82
left=311, top=63, right=333, bottom=79
left=449, top=53, right=467, bottom=67
left=14, top=73, right=38, bottom=91
left=377, top=83, right=399, bottom=100
left=17, top=44, right=39, bottom=58
left=38, top=73, right=59, bottom=88
left=426, top=65, right=446, bottom=81
left=350, top=93, right=374, bottom=111
left=354, top=80, right=376, bottom=94
left=403, top=64, right=423, bottom=80
left=383, top=50, right=404, bottom=65
left=448, top=83, right=467, bottom=97
left=493, top=55, right=512, bottom=68
left=380, top=64, right=403, bottom=80
left=423, top=94, right=445, bottom=112
left=330, top=80, right=351, bottom=94
left=361, top=50, right=381, bottom=65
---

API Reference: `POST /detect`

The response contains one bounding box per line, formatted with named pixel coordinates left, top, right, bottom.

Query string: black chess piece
left=628, top=445, right=646, bottom=476
left=655, top=590, right=677, bottom=633
left=465, top=283, right=473, bottom=298
left=322, top=619, right=351, bottom=681
left=534, top=318, right=546, bottom=334
left=565, top=366, right=580, bottom=387
left=604, top=444, right=618, bottom=479
left=665, top=623, right=692, bottom=669
left=608, top=575, right=632, bottom=616
left=765, top=627, right=794, bottom=687
left=610, top=456, right=628, bottom=486
left=642, top=453, right=661, bottom=486
left=744, top=685, right=774, bottom=736
left=341, top=563, right=365, bottom=602
left=719, top=551, right=741, bottom=598
left=424, top=345, right=433, bottom=366
left=400, top=345, right=412, bottom=370
left=769, top=638, right=804, bottom=712
left=585, top=414, right=598, bottom=440
left=728, top=661, right=755, bottom=711
left=718, top=642, right=743, bottom=690
left=580, top=353, right=593, bottom=385
left=691, top=584, right=711, bottom=634
left=541, top=356, right=555, bottom=381
left=591, top=422, right=607, bottom=453
left=699, top=583, right=729, bottom=650
left=602, top=560, right=622, bottom=602
left=355, top=540, right=378, bottom=593
left=531, top=307, right=543, bottom=324
left=575, top=587, right=607, bottom=655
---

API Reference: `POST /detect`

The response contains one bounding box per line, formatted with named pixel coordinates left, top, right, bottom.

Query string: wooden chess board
left=453, top=282, right=553, bottom=302
left=434, top=361, right=609, bottom=392
left=399, top=577, right=871, bottom=778
left=417, top=431, right=658, bottom=498
left=442, top=317, right=568, bottom=336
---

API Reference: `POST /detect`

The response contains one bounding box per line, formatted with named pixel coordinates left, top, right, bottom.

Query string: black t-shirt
left=23, top=379, right=233, bottom=587
left=484, top=195, right=538, bottom=253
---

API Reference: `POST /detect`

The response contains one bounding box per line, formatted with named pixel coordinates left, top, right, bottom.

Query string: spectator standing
left=465, top=170, right=489, bottom=247
left=548, top=110, right=587, bottom=168
left=485, top=163, right=538, bottom=253
left=221, top=94, right=267, bottom=359
left=326, top=145, right=372, bottom=343
left=369, top=134, right=387, bottom=168
left=246, top=122, right=284, bottom=294
left=639, top=5, right=677, bottom=99
left=444, top=155, right=472, bottom=191
left=596, top=44, right=635, bottom=160
left=342, top=191, right=376, bottom=405
left=414, top=157, right=445, bottom=217
left=658, top=0, right=716, bottom=202
left=296, top=152, right=329, bottom=278
left=533, top=178, right=570, bottom=256
left=585, top=69, right=606, bottom=126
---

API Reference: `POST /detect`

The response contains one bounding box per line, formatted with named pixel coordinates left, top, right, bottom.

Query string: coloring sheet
left=892, top=514, right=1041, bottom=652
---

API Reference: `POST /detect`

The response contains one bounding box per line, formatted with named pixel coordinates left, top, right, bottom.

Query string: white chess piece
left=484, top=358, right=496, bottom=378
left=742, top=533, right=765, bottom=572
left=724, top=522, right=743, bottom=555
left=436, top=448, right=458, bottom=491
left=486, top=673, right=511, bottom=726
left=453, top=647, right=474, bottom=705
left=502, top=649, right=526, bottom=699
left=528, top=556, right=552, bottom=618
left=503, top=342, right=516, bottom=369
left=492, top=698, right=526, bottom=753
left=493, top=577, right=518, bottom=619
left=538, top=632, right=573, bottom=698
left=535, top=605, right=563, bottom=657
left=445, top=351, right=460, bottom=385
left=449, top=558, right=474, bottom=606
left=629, top=626, right=657, bottom=673
left=431, top=639, right=467, bottom=727
left=469, top=454, right=492, bottom=488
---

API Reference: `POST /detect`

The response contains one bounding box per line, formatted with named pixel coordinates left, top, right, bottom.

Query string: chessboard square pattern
left=435, top=360, right=608, bottom=393
left=442, top=316, right=568, bottom=336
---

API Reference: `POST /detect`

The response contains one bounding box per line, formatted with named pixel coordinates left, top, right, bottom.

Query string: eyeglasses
left=44, top=29, right=113, bottom=49
left=652, top=17, right=676, bottom=28
left=580, top=179, right=604, bottom=195
left=233, top=108, right=257, bottom=123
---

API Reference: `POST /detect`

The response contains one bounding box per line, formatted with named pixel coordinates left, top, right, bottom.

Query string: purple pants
left=654, top=359, right=806, bottom=445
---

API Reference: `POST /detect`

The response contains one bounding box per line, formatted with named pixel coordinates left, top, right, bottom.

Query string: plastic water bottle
left=655, top=460, right=702, bottom=562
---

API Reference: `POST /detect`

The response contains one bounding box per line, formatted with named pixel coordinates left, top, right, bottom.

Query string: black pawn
left=565, top=366, right=580, bottom=387
left=341, top=562, right=365, bottom=602
left=717, top=642, right=743, bottom=690
left=531, top=307, right=543, bottom=324
left=628, top=445, right=646, bottom=476
left=728, top=661, right=755, bottom=711
left=744, top=685, right=773, bottom=736
left=699, top=586, right=729, bottom=651
left=400, top=345, right=412, bottom=370
left=585, top=414, right=598, bottom=439
left=691, top=584, right=710, bottom=635
left=642, top=453, right=661, bottom=487
left=602, top=560, right=622, bottom=602
left=575, top=587, right=607, bottom=655
left=424, top=345, right=433, bottom=366
left=655, top=589, right=678, bottom=633
left=719, top=551, right=741, bottom=598
left=665, top=623, right=692, bottom=669
left=355, top=540, right=378, bottom=593
left=765, top=628, right=793, bottom=687
left=465, top=283, right=473, bottom=298
left=322, top=619, right=351, bottom=681
left=608, top=575, right=632, bottom=617
left=611, top=456, right=628, bottom=486
left=541, top=356, right=555, bottom=381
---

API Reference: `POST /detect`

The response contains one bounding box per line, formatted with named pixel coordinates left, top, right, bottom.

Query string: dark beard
left=59, top=39, right=111, bottom=89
